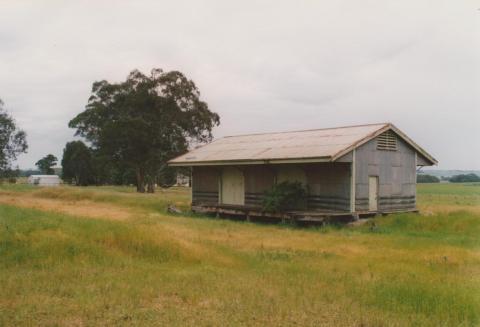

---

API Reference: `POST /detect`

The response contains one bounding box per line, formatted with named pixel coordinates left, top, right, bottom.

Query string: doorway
left=368, top=176, right=379, bottom=211
left=221, top=167, right=245, bottom=205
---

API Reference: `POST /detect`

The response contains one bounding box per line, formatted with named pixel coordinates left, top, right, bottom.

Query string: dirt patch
left=0, top=193, right=134, bottom=221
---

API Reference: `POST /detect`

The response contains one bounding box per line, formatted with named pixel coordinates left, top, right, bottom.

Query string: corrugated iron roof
left=169, top=123, right=437, bottom=166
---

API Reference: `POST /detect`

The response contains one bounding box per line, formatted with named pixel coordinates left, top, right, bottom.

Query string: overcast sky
left=0, top=0, right=478, bottom=170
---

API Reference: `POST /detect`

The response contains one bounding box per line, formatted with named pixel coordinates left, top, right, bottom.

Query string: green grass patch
left=417, top=183, right=480, bottom=207
left=0, top=205, right=187, bottom=269
left=0, top=183, right=479, bottom=326
left=356, top=211, right=480, bottom=248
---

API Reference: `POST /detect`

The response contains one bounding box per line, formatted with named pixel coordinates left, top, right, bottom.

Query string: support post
left=218, top=169, right=222, bottom=204
left=350, top=149, right=356, bottom=213
left=190, top=167, right=194, bottom=206
left=414, top=152, right=417, bottom=209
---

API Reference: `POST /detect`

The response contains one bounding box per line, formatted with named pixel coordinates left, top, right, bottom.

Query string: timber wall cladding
left=243, top=163, right=351, bottom=210
left=305, top=163, right=351, bottom=211
left=244, top=166, right=275, bottom=207
left=355, top=135, right=416, bottom=211
left=192, top=167, right=219, bottom=205
left=192, top=163, right=353, bottom=211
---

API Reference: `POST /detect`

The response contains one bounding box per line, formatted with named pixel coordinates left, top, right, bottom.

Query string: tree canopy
left=0, top=99, right=28, bottom=178
left=69, top=68, right=219, bottom=192
left=35, top=154, right=58, bottom=175
left=61, top=141, right=94, bottom=185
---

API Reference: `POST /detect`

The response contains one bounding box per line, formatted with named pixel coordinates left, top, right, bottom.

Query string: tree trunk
left=136, top=168, right=145, bottom=193
left=146, top=172, right=155, bottom=193
left=147, top=179, right=155, bottom=193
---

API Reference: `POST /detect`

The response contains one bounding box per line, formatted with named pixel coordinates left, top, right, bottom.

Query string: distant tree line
left=417, top=173, right=480, bottom=183
left=62, top=68, right=219, bottom=192
left=417, top=174, right=440, bottom=183
left=449, top=174, right=480, bottom=183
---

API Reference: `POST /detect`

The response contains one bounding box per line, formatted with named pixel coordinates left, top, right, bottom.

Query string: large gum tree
left=69, top=68, right=219, bottom=193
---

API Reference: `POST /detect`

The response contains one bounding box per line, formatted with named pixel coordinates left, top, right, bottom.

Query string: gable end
left=377, top=130, right=398, bottom=151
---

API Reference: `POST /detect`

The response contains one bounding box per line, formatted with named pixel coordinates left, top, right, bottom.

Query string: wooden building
left=169, top=123, right=437, bottom=221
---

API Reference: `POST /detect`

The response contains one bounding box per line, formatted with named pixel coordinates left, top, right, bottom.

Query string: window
left=377, top=130, right=397, bottom=151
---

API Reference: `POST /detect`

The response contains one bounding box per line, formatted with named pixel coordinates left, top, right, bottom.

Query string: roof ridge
left=223, top=122, right=390, bottom=138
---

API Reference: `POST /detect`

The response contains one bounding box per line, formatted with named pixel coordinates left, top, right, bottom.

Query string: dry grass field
left=0, top=183, right=479, bottom=326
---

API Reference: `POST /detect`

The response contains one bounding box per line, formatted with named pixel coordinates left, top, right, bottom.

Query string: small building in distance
left=169, top=123, right=437, bottom=222
left=175, top=173, right=191, bottom=187
left=27, top=175, right=61, bottom=187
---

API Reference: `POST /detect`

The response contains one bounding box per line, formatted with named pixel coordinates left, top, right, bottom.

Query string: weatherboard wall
left=244, top=166, right=275, bottom=207
left=191, top=167, right=220, bottom=205
left=354, top=136, right=416, bottom=212
left=304, top=163, right=351, bottom=211
left=192, top=163, right=351, bottom=211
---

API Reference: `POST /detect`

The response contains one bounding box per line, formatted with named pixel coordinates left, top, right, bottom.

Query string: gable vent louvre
left=377, top=130, right=397, bottom=151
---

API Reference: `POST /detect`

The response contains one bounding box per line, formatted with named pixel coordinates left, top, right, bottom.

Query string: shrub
left=417, top=174, right=440, bottom=183
left=262, top=181, right=307, bottom=212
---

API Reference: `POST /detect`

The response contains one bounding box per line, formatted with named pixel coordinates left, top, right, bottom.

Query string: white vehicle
left=27, top=175, right=61, bottom=186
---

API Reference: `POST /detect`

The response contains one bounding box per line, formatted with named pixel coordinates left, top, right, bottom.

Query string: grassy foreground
left=0, top=183, right=479, bottom=326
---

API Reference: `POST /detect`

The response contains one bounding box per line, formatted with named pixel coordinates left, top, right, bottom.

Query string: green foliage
left=68, top=68, right=220, bottom=193
left=61, top=141, right=95, bottom=185
left=88, top=151, right=137, bottom=186
left=0, top=167, right=20, bottom=184
left=417, top=174, right=440, bottom=183
left=35, top=154, right=57, bottom=175
left=449, top=173, right=480, bottom=183
left=262, top=181, right=307, bottom=212
left=0, top=99, right=27, bottom=177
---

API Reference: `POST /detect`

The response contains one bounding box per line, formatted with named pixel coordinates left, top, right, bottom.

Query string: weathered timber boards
left=245, top=192, right=265, bottom=206
left=192, top=191, right=219, bottom=205
left=307, top=195, right=350, bottom=211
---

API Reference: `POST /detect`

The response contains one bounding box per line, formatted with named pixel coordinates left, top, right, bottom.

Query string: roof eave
left=388, top=124, right=438, bottom=165
left=168, top=156, right=331, bottom=167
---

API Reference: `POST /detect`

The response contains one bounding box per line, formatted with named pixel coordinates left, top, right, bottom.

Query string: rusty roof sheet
left=170, top=123, right=395, bottom=165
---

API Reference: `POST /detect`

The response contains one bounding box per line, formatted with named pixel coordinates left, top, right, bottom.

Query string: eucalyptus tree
left=69, top=68, right=219, bottom=192
left=35, top=154, right=57, bottom=175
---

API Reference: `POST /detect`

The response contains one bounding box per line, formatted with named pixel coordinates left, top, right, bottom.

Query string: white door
left=221, top=167, right=245, bottom=205
left=368, top=176, right=378, bottom=211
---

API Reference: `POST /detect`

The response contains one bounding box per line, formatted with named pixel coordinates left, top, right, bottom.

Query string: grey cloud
left=0, top=0, right=478, bottom=170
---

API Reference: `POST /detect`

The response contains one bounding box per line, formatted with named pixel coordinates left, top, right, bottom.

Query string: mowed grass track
left=0, top=184, right=479, bottom=326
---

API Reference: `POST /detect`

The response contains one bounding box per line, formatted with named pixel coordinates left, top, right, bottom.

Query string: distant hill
left=420, top=170, right=480, bottom=179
